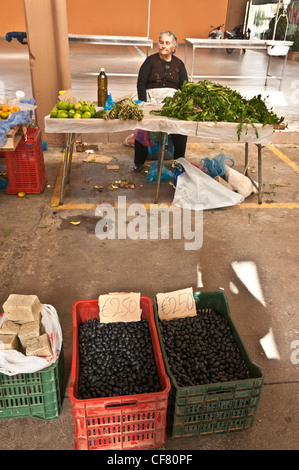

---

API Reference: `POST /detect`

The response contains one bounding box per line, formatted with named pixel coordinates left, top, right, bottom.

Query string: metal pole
left=273, top=0, right=282, bottom=39
left=244, top=1, right=251, bottom=36
left=244, top=142, right=249, bottom=175
left=147, top=0, right=151, bottom=38
left=258, top=144, right=262, bottom=205
left=60, top=133, right=71, bottom=205
left=191, top=45, right=195, bottom=81
left=154, top=133, right=167, bottom=204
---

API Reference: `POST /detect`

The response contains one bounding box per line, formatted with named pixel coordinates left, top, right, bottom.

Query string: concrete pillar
left=23, top=0, right=71, bottom=146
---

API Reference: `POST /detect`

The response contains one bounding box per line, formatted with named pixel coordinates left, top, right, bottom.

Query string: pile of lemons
left=50, top=99, right=96, bottom=119
left=0, top=104, right=21, bottom=119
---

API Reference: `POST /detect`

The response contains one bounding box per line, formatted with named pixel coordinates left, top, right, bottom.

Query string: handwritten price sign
left=156, top=287, right=197, bottom=321
left=98, top=292, right=142, bottom=323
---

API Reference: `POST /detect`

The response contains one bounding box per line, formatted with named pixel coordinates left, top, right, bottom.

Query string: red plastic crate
left=5, top=127, right=47, bottom=194
left=69, top=297, right=171, bottom=450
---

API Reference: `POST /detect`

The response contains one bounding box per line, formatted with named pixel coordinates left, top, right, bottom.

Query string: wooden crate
left=0, top=124, right=28, bottom=151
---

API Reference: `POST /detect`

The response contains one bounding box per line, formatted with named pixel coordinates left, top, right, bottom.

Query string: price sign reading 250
left=98, top=293, right=142, bottom=323
left=157, top=288, right=197, bottom=321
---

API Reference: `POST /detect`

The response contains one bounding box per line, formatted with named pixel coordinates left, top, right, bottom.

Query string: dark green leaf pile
left=151, top=80, right=285, bottom=140
left=104, top=98, right=143, bottom=121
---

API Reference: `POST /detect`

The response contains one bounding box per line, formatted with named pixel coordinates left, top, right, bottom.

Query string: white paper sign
left=156, top=287, right=197, bottom=321
left=58, top=89, right=78, bottom=104
left=98, top=292, right=142, bottom=323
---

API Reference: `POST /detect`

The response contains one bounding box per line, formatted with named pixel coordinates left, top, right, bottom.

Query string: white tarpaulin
left=44, top=104, right=275, bottom=145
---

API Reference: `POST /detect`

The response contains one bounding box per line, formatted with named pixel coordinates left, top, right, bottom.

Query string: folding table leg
left=59, top=133, right=72, bottom=205
left=66, top=133, right=76, bottom=184
left=244, top=142, right=249, bottom=175
left=257, top=144, right=262, bottom=204
left=154, top=132, right=167, bottom=204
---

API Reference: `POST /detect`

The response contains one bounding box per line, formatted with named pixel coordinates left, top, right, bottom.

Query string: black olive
left=159, top=309, right=250, bottom=387
left=77, top=318, right=161, bottom=399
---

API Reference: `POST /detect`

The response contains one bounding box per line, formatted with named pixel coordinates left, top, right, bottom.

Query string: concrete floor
left=0, top=39, right=299, bottom=452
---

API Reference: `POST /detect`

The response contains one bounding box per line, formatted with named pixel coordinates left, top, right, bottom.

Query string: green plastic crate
left=0, top=346, right=64, bottom=420
left=153, top=291, right=265, bottom=439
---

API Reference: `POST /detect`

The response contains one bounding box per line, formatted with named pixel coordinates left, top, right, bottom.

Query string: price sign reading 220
left=157, top=288, right=197, bottom=321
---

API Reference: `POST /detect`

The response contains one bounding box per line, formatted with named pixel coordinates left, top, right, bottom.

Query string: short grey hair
left=159, top=30, right=178, bottom=53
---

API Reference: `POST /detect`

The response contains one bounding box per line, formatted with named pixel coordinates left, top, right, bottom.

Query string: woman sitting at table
left=133, top=30, right=188, bottom=172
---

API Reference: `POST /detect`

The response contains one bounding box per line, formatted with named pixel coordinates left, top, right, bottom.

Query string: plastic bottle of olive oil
left=98, top=68, right=108, bottom=107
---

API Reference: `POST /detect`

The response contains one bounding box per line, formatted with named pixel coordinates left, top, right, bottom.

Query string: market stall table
left=68, top=35, right=153, bottom=77
left=44, top=104, right=276, bottom=206
left=184, top=39, right=293, bottom=90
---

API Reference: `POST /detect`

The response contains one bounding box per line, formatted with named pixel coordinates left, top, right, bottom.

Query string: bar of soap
left=3, top=294, right=42, bottom=324
left=0, top=334, right=20, bottom=350
left=26, top=334, right=53, bottom=357
left=18, top=321, right=40, bottom=349
left=0, top=320, right=21, bottom=335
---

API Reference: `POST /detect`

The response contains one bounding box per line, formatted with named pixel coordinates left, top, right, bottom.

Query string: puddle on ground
left=59, top=215, right=101, bottom=233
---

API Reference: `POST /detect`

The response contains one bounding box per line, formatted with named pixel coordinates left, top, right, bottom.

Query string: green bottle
left=98, top=68, right=108, bottom=107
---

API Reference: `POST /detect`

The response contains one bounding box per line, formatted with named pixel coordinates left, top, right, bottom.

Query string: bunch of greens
left=151, top=80, right=285, bottom=140
left=104, top=98, right=143, bottom=121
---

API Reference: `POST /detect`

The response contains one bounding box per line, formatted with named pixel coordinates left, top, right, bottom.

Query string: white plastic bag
left=225, top=165, right=258, bottom=198
left=0, top=304, right=63, bottom=376
left=172, top=158, right=244, bottom=210
left=146, top=87, right=176, bottom=104
left=267, top=45, right=289, bottom=56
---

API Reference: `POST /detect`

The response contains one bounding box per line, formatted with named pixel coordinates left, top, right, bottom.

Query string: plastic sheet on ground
left=172, top=158, right=244, bottom=211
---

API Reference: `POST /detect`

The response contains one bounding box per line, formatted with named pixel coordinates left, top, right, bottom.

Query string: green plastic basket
left=0, top=346, right=64, bottom=420
left=153, top=291, right=265, bottom=439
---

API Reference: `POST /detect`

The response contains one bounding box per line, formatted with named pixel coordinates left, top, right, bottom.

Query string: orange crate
left=5, top=127, right=46, bottom=194
left=69, top=297, right=171, bottom=450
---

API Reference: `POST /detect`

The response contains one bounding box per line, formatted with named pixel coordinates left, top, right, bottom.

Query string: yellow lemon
left=18, top=191, right=26, bottom=198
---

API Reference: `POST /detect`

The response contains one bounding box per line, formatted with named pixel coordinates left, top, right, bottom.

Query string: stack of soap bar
left=0, top=320, right=21, bottom=335
left=18, top=321, right=40, bottom=349
left=26, top=333, right=53, bottom=357
left=3, top=294, right=42, bottom=324
left=0, top=334, right=20, bottom=350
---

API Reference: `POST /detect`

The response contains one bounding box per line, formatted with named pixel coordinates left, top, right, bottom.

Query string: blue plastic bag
left=0, top=177, right=8, bottom=189
left=173, top=160, right=185, bottom=187
left=104, top=94, right=143, bottom=111
left=148, top=134, right=174, bottom=159
left=103, top=93, right=115, bottom=110
left=0, top=109, right=32, bottom=147
left=202, top=153, right=234, bottom=178
left=146, top=161, right=174, bottom=182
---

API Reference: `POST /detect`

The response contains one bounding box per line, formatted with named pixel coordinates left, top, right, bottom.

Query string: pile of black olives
left=159, top=310, right=250, bottom=387
left=77, top=318, right=161, bottom=399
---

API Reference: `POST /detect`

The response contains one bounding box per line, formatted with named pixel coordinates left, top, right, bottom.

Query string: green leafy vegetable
left=150, top=80, right=285, bottom=140
left=104, top=98, right=143, bottom=121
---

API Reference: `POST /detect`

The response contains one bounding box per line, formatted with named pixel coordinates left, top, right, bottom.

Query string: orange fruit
left=1, top=105, right=9, bottom=112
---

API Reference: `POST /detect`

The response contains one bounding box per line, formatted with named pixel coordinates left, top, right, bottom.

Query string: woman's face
left=158, top=33, right=175, bottom=60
